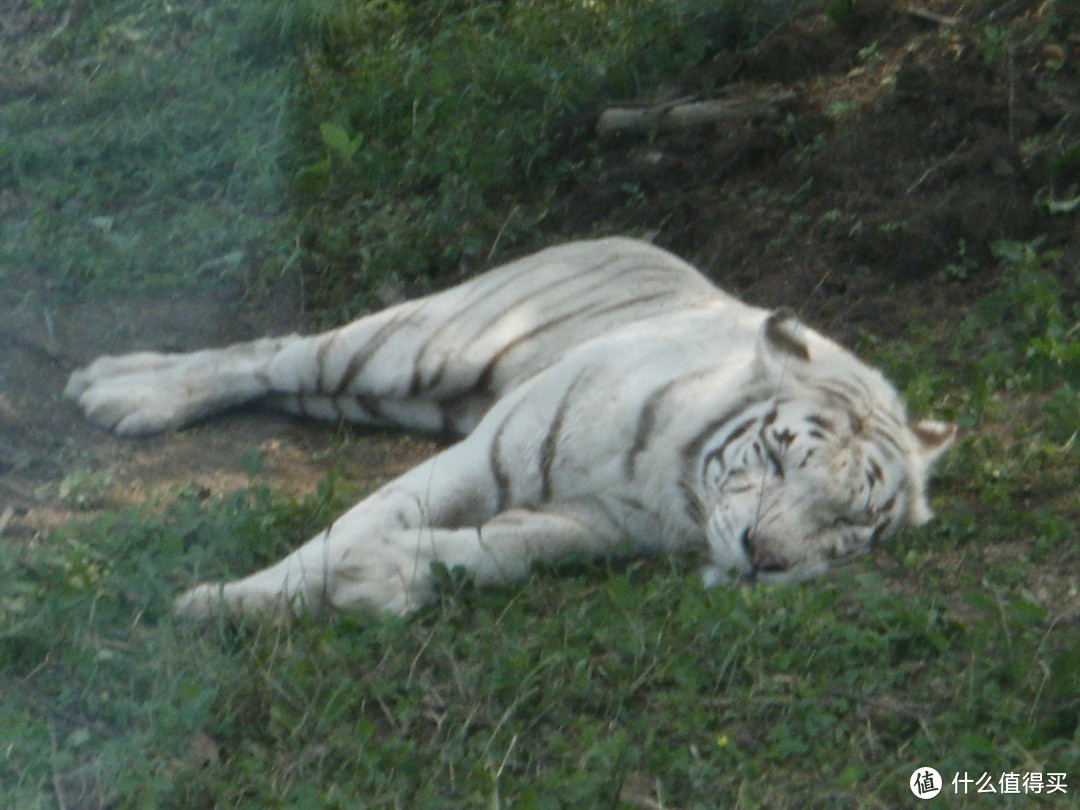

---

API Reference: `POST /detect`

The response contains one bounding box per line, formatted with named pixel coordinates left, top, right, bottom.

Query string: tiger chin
left=65, top=237, right=955, bottom=619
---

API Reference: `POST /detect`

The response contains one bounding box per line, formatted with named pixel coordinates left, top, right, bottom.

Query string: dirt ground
left=0, top=274, right=438, bottom=539
left=565, top=0, right=1079, bottom=335
left=1, top=0, right=1077, bottom=543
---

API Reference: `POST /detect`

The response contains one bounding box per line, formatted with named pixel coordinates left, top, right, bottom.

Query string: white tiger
left=65, top=238, right=955, bottom=618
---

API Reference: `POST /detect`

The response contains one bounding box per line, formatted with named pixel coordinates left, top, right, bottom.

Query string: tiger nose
left=740, top=530, right=789, bottom=574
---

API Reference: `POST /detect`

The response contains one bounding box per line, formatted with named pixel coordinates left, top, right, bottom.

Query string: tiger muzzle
left=740, top=528, right=790, bottom=576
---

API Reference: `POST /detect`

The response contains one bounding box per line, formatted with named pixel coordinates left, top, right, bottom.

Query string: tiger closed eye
left=830, top=514, right=876, bottom=530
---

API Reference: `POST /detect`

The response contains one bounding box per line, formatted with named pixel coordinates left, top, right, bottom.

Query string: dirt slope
left=564, top=0, right=1078, bottom=342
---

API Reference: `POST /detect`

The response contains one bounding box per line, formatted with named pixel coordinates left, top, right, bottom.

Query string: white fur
left=66, top=238, right=954, bottom=618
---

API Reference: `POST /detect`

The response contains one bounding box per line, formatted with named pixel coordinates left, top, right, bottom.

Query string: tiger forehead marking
left=65, top=237, right=954, bottom=618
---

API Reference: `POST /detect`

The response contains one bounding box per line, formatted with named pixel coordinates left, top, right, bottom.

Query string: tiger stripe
left=409, top=255, right=626, bottom=394
left=677, top=390, right=772, bottom=525
left=538, top=370, right=590, bottom=502
left=488, top=403, right=519, bottom=513
left=474, top=290, right=676, bottom=396
left=623, top=365, right=734, bottom=480
left=332, top=301, right=427, bottom=396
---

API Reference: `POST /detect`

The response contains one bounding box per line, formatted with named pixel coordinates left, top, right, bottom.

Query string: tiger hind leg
left=64, top=298, right=492, bottom=436
left=67, top=239, right=714, bottom=437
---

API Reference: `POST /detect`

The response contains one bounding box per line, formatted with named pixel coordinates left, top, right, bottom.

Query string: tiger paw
left=175, top=580, right=303, bottom=621
left=65, top=352, right=200, bottom=436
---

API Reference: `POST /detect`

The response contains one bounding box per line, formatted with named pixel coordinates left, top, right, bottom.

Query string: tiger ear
left=905, top=420, right=955, bottom=526
left=910, top=419, right=956, bottom=464
left=756, top=310, right=810, bottom=379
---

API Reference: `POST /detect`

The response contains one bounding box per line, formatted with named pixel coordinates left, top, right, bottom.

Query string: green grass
left=2, top=240, right=1077, bottom=807
left=2, top=0, right=1078, bottom=806
left=2, top=492, right=1076, bottom=807
left=285, top=0, right=796, bottom=312
left=0, top=0, right=294, bottom=296
left=0, top=0, right=793, bottom=304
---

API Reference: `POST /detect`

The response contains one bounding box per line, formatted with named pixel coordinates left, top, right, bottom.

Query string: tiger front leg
left=175, top=501, right=621, bottom=619
left=327, top=505, right=623, bottom=614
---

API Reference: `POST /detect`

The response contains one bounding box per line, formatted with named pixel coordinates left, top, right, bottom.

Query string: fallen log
left=901, top=4, right=960, bottom=27
left=597, top=90, right=796, bottom=137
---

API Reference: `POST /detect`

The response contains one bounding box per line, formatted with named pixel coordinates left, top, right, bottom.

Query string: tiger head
left=697, top=311, right=955, bottom=586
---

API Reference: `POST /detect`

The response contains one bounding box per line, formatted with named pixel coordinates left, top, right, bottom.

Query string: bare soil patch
left=559, top=0, right=1078, bottom=339
left=0, top=275, right=436, bottom=540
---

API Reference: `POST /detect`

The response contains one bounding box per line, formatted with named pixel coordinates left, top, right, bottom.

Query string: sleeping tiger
left=65, top=237, right=955, bottom=618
